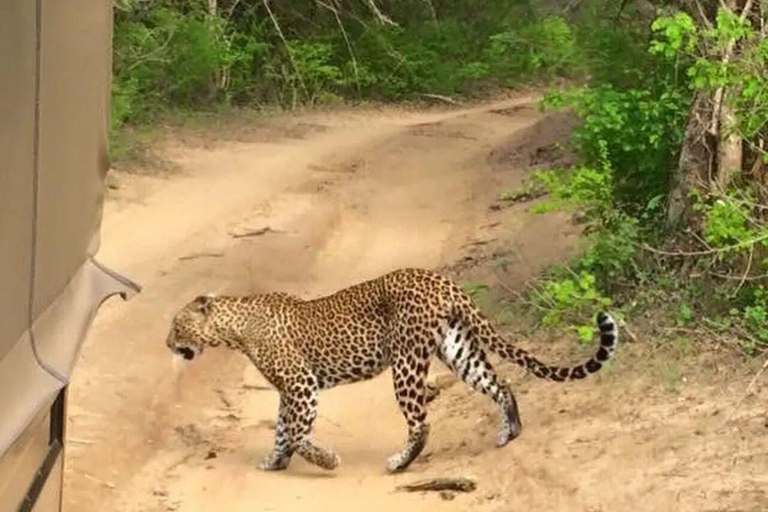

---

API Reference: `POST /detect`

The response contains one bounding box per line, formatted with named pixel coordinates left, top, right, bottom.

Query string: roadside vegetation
left=522, top=3, right=768, bottom=360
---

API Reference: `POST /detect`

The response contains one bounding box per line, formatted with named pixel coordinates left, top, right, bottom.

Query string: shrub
left=541, top=85, right=690, bottom=211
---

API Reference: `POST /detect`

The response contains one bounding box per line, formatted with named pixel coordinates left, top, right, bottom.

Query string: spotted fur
left=166, top=268, right=618, bottom=473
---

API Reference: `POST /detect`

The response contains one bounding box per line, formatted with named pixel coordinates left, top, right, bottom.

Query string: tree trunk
left=715, top=98, right=743, bottom=192
left=666, top=93, right=714, bottom=228
left=712, top=0, right=745, bottom=192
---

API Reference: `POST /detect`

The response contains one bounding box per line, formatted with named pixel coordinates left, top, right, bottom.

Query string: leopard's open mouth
left=176, top=347, right=196, bottom=360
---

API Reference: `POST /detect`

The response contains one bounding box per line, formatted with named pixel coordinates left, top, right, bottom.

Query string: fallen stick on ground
left=81, top=472, right=116, bottom=489
left=231, top=226, right=281, bottom=239
left=178, top=251, right=225, bottom=261
left=396, top=477, right=477, bottom=493
left=67, top=437, right=95, bottom=445
left=460, top=237, right=497, bottom=248
left=418, top=93, right=460, bottom=105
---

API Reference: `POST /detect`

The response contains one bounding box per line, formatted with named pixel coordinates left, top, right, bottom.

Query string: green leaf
left=577, top=325, right=595, bottom=343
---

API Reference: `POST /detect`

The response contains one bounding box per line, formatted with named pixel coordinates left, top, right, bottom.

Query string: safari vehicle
left=0, top=2, right=138, bottom=511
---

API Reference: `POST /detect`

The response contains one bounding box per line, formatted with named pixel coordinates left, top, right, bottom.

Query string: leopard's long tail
left=454, top=294, right=618, bottom=382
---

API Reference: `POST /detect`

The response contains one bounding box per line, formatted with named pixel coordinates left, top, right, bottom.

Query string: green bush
left=530, top=269, right=613, bottom=342
left=701, top=198, right=757, bottom=249
left=541, top=85, right=690, bottom=210
left=266, top=41, right=344, bottom=105
left=528, top=8, right=768, bottom=355
left=486, top=16, right=583, bottom=83
left=742, top=286, right=768, bottom=346
left=581, top=213, right=640, bottom=280
left=112, top=6, right=232, bottom=120
left=529, top=165, right=613, bottom=217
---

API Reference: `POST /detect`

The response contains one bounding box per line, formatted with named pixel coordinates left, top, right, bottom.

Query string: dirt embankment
left=64, top=97, right=768, bottom=512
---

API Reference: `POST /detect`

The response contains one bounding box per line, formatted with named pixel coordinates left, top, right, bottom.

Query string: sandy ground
left=63, top=96, right=768, bottom=512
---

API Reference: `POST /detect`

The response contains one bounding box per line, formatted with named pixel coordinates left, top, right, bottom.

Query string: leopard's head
left=166, top=295, right=218, bottom=361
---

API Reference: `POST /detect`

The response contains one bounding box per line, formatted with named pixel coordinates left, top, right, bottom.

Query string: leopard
left=165, top=267, right=618, bottom=473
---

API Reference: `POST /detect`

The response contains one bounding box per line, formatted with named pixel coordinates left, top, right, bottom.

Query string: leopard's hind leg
left=437, top=320, right=522, bottom=446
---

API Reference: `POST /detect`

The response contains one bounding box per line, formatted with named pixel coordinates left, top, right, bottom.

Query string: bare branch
left=562, top=0, right=584, bottom=13
left=317, top=0, right=361, bottom=94
left=124, top=30, right=176, bottom=73
left=688, top=0, right=714, bottom=30
left=422, top=0, right=438, bottom=23
left=635, top=231, right=768, bottom=257
left=735, top=244, right=755, bottom=293
left=710, top=270, right=768, bottom=281
left=262, top=0, right=309, bottom=102
left=226, top=0, right=243, bottom=19
left=364, top=0, right=398, bottom=26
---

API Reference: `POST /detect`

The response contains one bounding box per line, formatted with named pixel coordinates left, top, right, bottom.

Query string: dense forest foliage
left=113, top=0, right=768, bottom=355
left=111, top=0, right=606, bottom=125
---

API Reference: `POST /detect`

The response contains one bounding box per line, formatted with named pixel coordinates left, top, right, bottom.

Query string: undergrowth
left=505, top=9, right=768, bottom=356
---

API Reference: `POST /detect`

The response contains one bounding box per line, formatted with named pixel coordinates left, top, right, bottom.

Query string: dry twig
left=735, top=245, right=755, bottom=294
left=396, top=477, right=477, bottom=493
left=67, top=437, right=95, bottom=445
left=230, top=227, right=281, bottom=239
left=418, top=93, right=460, bottom=105
left=710, top=270, right=768, bottom=281
left=690, top=0, right=715, bottom=29
left=364, top=0, right=398, bottom=26
left=178, top=251, right=225, bottom=261
left=226, top=0, right=242, bottom=18
left=635, top=231, right=768, bottom=257
left=459, top=237, right=497, bottom=248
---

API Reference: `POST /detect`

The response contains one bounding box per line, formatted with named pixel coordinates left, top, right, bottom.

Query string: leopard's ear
left=190, top=294, right=216, bottom=314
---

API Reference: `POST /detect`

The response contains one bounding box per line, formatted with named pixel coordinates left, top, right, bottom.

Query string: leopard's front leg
left=259, top=397, right=293, bottom=471
left=245, top=343, right=340, bottom=472
left=282, top=379, right=340, bottom=471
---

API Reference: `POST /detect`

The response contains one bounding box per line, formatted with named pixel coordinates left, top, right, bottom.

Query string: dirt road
left=64, top=97, right=768, bottom=512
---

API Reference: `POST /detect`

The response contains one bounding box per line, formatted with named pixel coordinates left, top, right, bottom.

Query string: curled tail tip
left=596, top=310, right=618, bottom=355
left=597, top=312, right=618, bottom=340
left=557, top=312, right=618, bottom=382
left=597, top=311, right=615, bottom=331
